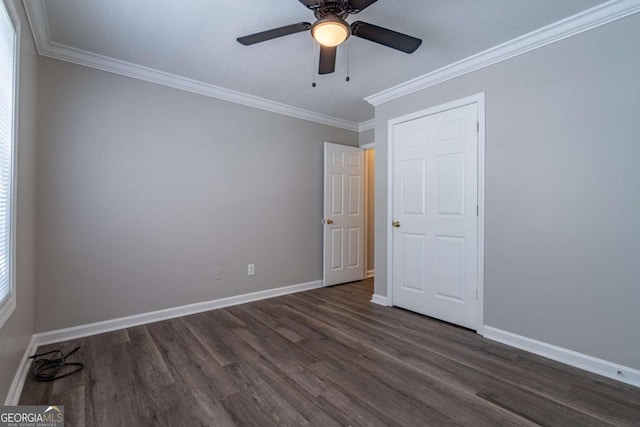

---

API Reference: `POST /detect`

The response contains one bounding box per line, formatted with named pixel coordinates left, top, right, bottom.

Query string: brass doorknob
left=326, top=219, right=334, bottom=224
left=392, top=220, right=400, bottom=228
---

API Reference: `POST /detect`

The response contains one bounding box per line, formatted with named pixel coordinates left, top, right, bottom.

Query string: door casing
left=386, top=93, right=486, bottom=334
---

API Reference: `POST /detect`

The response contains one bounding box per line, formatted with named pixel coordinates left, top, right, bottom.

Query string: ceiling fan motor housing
left=312, top=1, right=350, bottom=20
left=305, top=0, right=372, bottom=17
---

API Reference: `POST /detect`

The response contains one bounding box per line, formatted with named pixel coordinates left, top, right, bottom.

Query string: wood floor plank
left=224, top=361, right=311, bottom=427
left=249, top=297, right=530, bottom=425
left=235, top=300, right=305, bottom=343
left=226, top=304, right=330, bottom=395
left=192, top=308, right=346, bottom=426
left=85, top=339, right=128, bottom=426
left=225, top=304, right=319, bottom=366
left=145, top=319, right=239, bottom=401
left=476, top=382, right=616, bottom=427
left=183, top=311, right=243, bottom=367
left=303, top=287, right=640, bottom=424
left=50, top=385, right=85, bottom=427
left=220, top=391, right=281, bottom=427
left=309, top=359, right=453, bottom=426
left=18, top=279, right=640, bottom=426
left=238, top=353, right=345, bottom=427
left=139, top=320, right=238, bottom=427
left=235, top=326, right=329, bottom=398
left=281, top=292, right=625, bottom=426
left=316, top=387, right=395, bottom=427
left=303, top=336, right=536, bottom=427
left=275, top=298, right=535, bottom=426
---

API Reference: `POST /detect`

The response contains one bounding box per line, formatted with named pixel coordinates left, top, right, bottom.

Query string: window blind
left=0, top=0, right=16, bottom=326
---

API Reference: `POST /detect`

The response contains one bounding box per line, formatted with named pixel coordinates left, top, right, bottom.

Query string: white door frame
left=386, top=93, right=486, bottom=335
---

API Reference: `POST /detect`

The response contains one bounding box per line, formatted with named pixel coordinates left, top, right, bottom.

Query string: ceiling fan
left=237, top=0, right=422, bottom=75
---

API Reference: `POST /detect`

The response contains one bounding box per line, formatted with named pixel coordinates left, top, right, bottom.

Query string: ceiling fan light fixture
left=311, top=17, right=350, bottom=47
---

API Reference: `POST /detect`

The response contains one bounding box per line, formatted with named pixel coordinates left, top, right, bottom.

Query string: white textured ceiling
left=38, top=0, right=606, bottom=124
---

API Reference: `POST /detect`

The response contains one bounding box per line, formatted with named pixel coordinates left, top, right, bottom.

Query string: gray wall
left=359, top=128, right=375, bottom=146
left=0, top=0, right=38, bottom=401
left=36, top=59, right=357, bottom=332
left=374, top=14, right=640, bottom=369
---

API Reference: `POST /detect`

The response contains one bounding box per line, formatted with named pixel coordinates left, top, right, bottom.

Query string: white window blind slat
left=0, top=0, right=16, bottom=328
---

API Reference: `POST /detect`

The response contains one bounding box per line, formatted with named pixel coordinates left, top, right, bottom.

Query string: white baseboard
left=5, top=279, right=323, bottom=404
left=370, top=294, right=390, bottom=306
left=35, top=280, right=323, bottom=346
left=4, top=335, right=37, bottom=405
left=366, top=270, right=375, bottom=278
left=484, top=326, right=640, bottom=389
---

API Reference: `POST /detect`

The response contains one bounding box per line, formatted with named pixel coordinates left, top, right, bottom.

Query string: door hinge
left=476, top=289, right=479, bottom=300
left=476, top=205, right=479, bottom=216
left=477, top=121, right=479, bottom=133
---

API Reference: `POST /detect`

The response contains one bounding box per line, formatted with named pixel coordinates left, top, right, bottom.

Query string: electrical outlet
left=248, top=264, right=255, bottom=276
left=214, top=268, right=222, bottom=280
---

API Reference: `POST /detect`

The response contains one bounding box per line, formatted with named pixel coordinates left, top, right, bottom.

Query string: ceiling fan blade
left=318, top=45, right=337, bottom=75
left=351, top=21, right=422, bottom=53
left=347, top=0, right=378, bottom=13
left=237, top=22, right=311, bottom=46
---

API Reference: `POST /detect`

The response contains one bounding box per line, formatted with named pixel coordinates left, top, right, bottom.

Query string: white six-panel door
left=323, top=143, right=365, bottom=286
left=392, top=103, right=479, bottom=330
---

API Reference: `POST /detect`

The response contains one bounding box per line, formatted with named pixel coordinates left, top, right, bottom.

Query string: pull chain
left=312, top=40, right=317, bottom=88
left=346, top=38, right=350, bottom=82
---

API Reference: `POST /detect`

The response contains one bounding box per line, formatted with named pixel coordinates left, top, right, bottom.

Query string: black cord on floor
left=28, top=346, right=84, bottom=381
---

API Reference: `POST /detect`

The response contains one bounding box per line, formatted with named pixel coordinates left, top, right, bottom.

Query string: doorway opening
left=363, top=144, right=375, bottom=279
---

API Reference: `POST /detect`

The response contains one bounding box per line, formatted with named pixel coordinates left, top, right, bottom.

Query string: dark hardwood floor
left=20, top=279, right=640, bottom=426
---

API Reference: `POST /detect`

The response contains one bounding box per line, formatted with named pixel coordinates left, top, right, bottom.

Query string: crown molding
left=358, top=119, right=374, bottom=132
left=365, top=0, right=640, bottom=106
left=22, top=0, right=371, bottom=133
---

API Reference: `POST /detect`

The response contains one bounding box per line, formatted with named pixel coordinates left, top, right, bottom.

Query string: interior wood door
left=323, top=143, right=365, bottom=286
left=392, top=103, right=479, bottom=330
